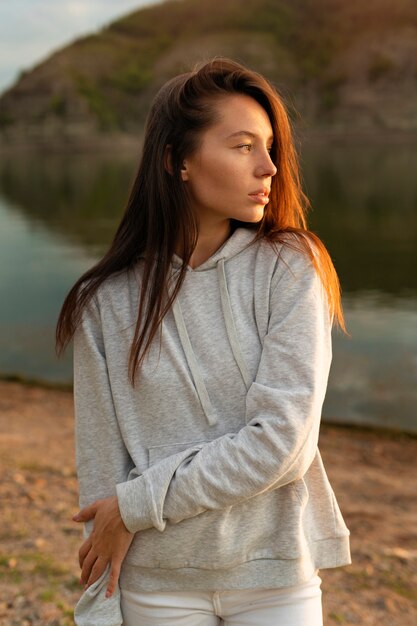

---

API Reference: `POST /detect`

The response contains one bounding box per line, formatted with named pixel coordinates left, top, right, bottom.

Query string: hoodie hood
left=170, top=226, right=257, bottom=272
left=168, top=227, right=257, bottom=425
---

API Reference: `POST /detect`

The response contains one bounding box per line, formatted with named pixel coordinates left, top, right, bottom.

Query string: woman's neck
left=175, top=220, right=232, bottom=269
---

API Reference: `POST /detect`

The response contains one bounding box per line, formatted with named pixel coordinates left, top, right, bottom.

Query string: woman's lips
left=248, top=192, right=270, bottom=204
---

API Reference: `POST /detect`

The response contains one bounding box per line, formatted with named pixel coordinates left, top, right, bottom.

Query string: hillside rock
left=1, top=0, right=416, bottom=150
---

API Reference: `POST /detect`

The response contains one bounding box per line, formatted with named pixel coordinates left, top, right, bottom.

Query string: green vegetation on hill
left=0, top=0, right=416, bottom=145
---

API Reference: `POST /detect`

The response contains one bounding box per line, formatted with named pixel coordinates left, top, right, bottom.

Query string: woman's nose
left=255, top=151, right=277, bottom=178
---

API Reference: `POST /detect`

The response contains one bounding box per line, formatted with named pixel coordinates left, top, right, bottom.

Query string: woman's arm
left=72, top=295, right=134, bottom=625
left=115, top=246, right=333, bottom=534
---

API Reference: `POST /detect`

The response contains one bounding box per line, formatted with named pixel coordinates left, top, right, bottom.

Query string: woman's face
left=180, top=93, right=277, bottom=229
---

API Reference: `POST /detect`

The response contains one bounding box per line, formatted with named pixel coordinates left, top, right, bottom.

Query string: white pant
left=120, top=571, right=323, bottom=625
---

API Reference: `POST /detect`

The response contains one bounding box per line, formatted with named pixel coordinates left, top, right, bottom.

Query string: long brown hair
left=55, top=56, right=347, bottom=385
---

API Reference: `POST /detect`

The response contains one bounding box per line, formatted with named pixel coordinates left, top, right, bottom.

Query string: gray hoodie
left=73, top=226, right=351, bottom=625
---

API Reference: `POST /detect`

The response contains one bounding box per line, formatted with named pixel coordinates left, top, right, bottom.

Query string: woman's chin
left=237, top=208, right=265, bottom=223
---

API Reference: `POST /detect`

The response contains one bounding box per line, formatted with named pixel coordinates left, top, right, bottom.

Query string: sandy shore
left=0, top=379, right=416, bottom=625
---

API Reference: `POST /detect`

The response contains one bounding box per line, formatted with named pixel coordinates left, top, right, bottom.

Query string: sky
left=0, top=0, right=156, bottom=96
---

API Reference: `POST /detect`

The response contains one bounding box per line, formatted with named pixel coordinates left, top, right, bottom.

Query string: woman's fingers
left=74, top=496, right=135, bottom=595
left=85, top=555, right=108, bottom=589
left=105, top=559, right=122, bottom=598
left=78, top=536, right=92, bottom=569
left=80, top=546, right=99, bottom=585
left=72, top=501, right=98, bottom=522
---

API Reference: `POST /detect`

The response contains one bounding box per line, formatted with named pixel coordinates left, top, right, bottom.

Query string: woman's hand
left=72, top=496, right=134, bottom=598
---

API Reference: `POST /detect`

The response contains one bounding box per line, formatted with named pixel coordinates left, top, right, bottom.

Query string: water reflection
left=0, top=144, right=416, bottom=432
left=325, top=291, right=417, bottom=433
left=301, top=142, right=417, bottom=295
left=0, top=151, right=137, bottom=253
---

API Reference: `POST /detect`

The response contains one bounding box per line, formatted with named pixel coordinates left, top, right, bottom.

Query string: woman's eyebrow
left=226, top=130, right=274, bottom=142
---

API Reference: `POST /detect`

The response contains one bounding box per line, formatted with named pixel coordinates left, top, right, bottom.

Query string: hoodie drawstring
left=170, top=258, right=251, bottom=426
left=172, top=294, right=219, bottom=426
left=217, top=259, right=252, bottom=389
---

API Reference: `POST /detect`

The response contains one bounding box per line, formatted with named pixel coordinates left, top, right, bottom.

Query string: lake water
left=0, top=142, right=416, bottom=433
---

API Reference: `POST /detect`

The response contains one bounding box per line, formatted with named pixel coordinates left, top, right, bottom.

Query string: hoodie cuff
left=116, top=476, right=153, bottom=534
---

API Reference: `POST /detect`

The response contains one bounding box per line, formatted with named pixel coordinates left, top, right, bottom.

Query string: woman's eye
left=237, top=144, right=252, bottom=152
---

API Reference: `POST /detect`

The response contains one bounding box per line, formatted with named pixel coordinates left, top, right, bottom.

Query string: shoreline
left=1, top=128, right=417, bottom=156
left=1, top=372, right=415, bottom=440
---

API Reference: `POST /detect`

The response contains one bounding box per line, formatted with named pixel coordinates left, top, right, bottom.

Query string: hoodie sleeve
left=72, top=294, right=132, bottom=626
left=116, top=245, right=333, bottom=534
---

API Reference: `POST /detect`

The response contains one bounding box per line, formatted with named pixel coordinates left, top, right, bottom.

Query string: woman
left=56, top=57, right=351, bottom=626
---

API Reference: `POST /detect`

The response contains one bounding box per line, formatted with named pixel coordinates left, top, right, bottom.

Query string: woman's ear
left=164, top=145, right=189, bottom=180
left=180, top=162, right=189, bottom=181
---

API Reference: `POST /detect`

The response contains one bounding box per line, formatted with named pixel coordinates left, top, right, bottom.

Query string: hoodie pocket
left=148, top=439, right=207, bottom=466
left=123, top=439, right=313, bottom=570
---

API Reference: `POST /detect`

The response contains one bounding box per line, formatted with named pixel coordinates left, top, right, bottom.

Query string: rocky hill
left=0, top=0, right=416, bottom=150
